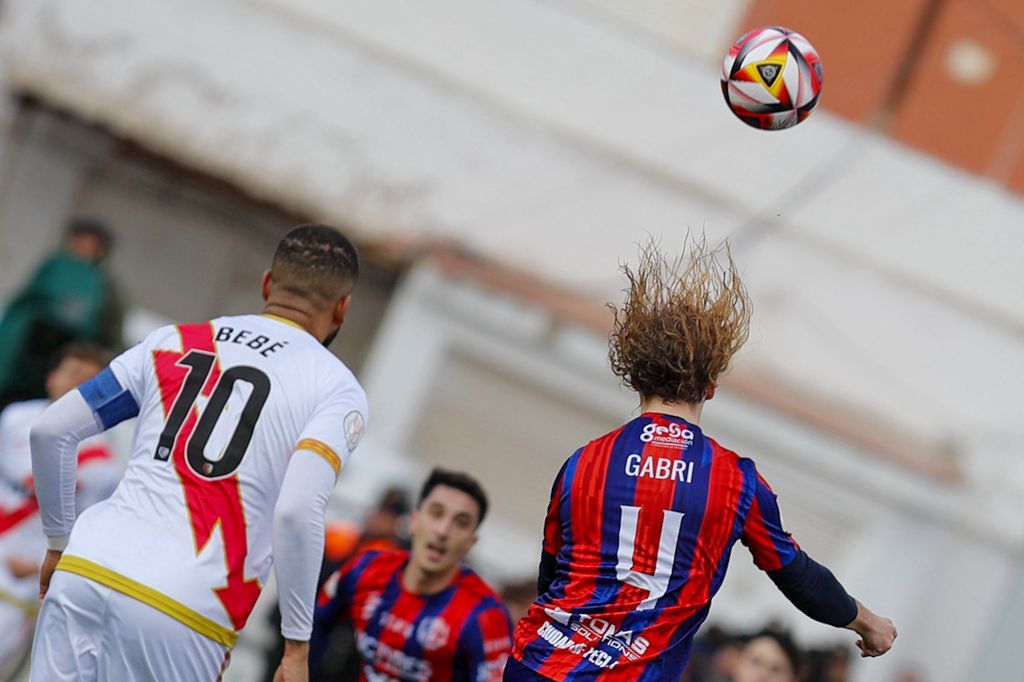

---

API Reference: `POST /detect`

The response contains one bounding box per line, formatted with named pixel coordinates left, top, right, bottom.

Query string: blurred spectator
left=684, top=624, right=732, bottom=681
left=806, top=643, right=851, bottom=682
left=734, top=629, right=803, bottom=682
left=707, top=634, right=743, bottom=682
left=0, top=217, right=125, bottom=408
left=681, top=623, right=867, bottom=682
left=501, top=578, right=538, bottom=627
left=356, top=486, right=411, bottom=553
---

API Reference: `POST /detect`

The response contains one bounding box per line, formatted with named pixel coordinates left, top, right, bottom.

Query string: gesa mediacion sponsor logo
left=640, top=421, right=694, bottom=447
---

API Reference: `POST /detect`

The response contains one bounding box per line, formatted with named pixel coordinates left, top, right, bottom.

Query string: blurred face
left=47, top=357, right=103, bottom=401
left=409, top=485, right=479, bottom=577
left=735, top=637, right=797, bottom=682
left=66, top=233, right=107, bottom=264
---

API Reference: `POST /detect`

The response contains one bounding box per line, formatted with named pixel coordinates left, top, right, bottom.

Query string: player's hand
left=38, top=549, right=62, bottom=602
left=273, top=639, right=309, bottom=682
left=848, top=601, right=897, bottom=657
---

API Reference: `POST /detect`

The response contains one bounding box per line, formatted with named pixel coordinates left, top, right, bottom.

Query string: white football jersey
left=61, top=314, right=367, bottom=646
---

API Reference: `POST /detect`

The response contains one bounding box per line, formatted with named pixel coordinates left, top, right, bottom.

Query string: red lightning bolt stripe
left=153, top=323, right=261, bottom=631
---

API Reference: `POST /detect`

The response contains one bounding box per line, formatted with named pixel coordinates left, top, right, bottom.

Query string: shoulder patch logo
left=344, top=410, right=365, bottom=452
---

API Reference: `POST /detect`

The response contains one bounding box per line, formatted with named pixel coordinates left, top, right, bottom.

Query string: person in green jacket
left=0, top=218, right=124, bottom=408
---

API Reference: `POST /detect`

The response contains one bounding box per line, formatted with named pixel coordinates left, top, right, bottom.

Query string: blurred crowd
left=685, top=625, right=926, bottom=682
left=684, top=625, right=853, bottom=682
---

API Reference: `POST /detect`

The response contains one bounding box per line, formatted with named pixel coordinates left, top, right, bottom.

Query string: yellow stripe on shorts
left=295, top=438, right=342, bottom=475
left=56, top=555, right=237, bottom=648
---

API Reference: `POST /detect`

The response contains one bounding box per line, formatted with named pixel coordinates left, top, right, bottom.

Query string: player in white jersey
left=29, top=224, right=368, bottom=682
left=0, top=344, right=118, bottom=676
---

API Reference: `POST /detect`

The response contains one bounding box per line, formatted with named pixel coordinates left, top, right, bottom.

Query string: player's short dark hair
left=744, top=628, right=803, bottom=675
left=271, top=224, right=359, bottom=310
left=417, top=468, right=489, bottom=527
left=66, top=216, right=114, bottom=253
left=51, top=343, right=113, bottom=372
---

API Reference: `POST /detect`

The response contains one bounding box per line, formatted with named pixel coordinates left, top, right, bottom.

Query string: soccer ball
left=721, top=26, right=824, bottom=130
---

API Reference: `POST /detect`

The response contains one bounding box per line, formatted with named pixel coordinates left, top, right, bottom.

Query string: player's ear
left=704, top=382, right=717, bottom=401
left=332, top=295, right=352, bottom=326
left=260, top=270, right=273, bottom=302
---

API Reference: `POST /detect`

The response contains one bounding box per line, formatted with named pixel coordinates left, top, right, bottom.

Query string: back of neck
left=640, top=396, right=703, bottom=425
left=262, top=303, right=316, bottom=338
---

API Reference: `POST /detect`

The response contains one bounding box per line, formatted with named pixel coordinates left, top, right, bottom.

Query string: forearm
left=30, top=391, right=102, bottom=549
left=767, top=550, right=857, bottom=627
left=273, top=451, right=334, bottom=641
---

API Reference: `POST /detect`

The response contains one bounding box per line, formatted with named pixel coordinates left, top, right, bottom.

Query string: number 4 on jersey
left=616, top=505, right=684, bottom=611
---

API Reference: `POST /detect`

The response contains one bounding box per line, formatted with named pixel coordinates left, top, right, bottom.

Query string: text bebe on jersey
left=215, top=326, right=289, bottom=358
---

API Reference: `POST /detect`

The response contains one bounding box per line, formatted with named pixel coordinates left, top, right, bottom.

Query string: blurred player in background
left=506, top=239, right=896, bottom=681
left=0, top=218, right=124, bottom=408
left=29, top=224, right=367, bottom=682
left=734, top=629, right=803, bottom=682
left=312, top=468, right=512, bottom=682
left=0, top=344, right=119, bottom=678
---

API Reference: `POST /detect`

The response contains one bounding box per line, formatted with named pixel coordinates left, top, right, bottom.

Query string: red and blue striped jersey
left=511, top=413, right=800, bottom=681
left=315, top=549, right=513, bottom=682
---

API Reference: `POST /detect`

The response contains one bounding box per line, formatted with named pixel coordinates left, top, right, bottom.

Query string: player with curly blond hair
left=506, top=237, right=895, bottom=681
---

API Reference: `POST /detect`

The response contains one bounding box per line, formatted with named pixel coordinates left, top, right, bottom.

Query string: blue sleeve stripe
left=78, top=368, right=140, bottom=429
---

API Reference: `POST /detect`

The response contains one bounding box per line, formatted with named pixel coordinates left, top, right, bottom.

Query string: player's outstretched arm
left=271, top=448, right=337, bottom=681
left=742, top=463, right=895, bottom=657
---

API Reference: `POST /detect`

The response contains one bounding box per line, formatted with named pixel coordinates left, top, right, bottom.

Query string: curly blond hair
left=608, top=236, right=751, bottom=404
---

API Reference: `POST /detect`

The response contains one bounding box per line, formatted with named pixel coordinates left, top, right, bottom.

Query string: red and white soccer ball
left=721, top=26, right=824, bottom=131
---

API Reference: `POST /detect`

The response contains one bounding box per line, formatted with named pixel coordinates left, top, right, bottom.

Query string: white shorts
left=30, top=570, right=231, bottom=682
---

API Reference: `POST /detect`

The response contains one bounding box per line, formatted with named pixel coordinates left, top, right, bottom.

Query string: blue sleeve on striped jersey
left=455, top=600, right=512, bottom=682
left=78, top=368, right=140, bottom=429
left=767, top=551, right=857, bottom=627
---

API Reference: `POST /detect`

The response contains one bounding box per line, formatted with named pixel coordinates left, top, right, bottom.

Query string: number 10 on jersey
left=155, top=350, right=270, bottom=480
